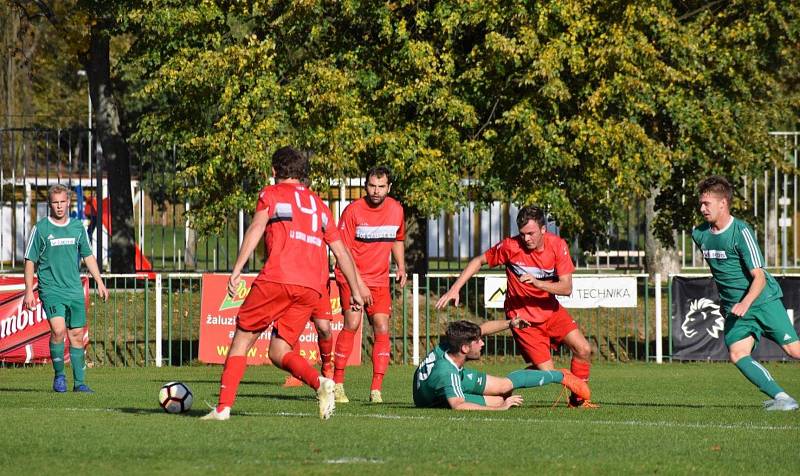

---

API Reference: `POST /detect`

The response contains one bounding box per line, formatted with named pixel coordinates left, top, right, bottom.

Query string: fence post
left=155, top=273, right=163, bottom=367
left=412, top=273, right=420, bottom=365
left=655, top=273, right=662, bottom=364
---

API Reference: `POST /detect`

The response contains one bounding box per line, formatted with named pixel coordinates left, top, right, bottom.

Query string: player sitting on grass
left=413, top=320, right=590, bottom=410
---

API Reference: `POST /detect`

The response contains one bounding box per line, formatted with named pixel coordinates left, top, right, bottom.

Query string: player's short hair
left=697, top=175, right=733, bottom=204
left=516, top=205, right=546, bottom=229
left=48, top=184, right=71, bottom=201
left=272, top=146, right=309, bottom=180
left=445, top=320, right=482, bottom=351
left=365, top=166, right=392, bottom=185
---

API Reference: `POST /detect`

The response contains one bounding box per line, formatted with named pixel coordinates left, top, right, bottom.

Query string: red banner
left=0, top=276, right=89, bottom=363
left=198, top=274, right=362, bottom=366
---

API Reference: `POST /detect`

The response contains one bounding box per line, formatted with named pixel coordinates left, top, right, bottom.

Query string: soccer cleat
left=369, top=389, right=383, bottom=404
left=201, top=406, right=231, bottom=421
left=568, top=396, right=600, bottom=409
left=282, top=375, right=304, bottom=387
left=764, top=396, right=799, bottom=411
left=559, top=370, right=591, bottom=401
left=317, top=377, right=336, bottom=420
left=72, top=384, right=94, bottom=393
left=333, top=383, right=349, bottom=403
left=53, top=375, right=67, bottom=393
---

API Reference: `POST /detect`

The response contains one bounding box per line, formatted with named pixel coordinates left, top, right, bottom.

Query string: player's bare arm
left=731, top=267, right=767, bottom=317
left=447, top=394, right=524, bottom=411
left=520, top=272, right=573, bottom=296
left=391, top=239, right=407, bottom=288
left=480, top=318, right=531, bottom=336
left=341, top=245, right=372, bottom=306
left=435, top=254, right=488, bottom=309
left=329, top=240, right=365, bottom=310
left=23, top=259, right=36, bottom=310
left=83, top=255, right=109, bottom=301
left=227, top=208, right=269, bottom=297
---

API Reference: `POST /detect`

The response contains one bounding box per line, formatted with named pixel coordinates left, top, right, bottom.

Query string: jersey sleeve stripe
left=740, top=228, right=762, bottom=268
left=451, top=374, right=464, bottom=398
left=23, top=226, right=37, bottom=260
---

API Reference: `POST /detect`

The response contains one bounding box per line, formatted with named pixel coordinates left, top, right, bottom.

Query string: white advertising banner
left=484, top=276, right=638, bottom=309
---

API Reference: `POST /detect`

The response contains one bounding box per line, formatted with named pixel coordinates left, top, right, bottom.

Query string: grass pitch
left=1, top=362, right=798, bottom=475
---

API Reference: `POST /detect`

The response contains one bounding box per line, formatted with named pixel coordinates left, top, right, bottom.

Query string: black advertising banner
left=671, top=276, right=800, bottom=361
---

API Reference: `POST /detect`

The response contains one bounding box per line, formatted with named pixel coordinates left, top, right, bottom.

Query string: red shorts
left=336, top=280, right=392, bottom=316
left=311, top=282, right=333, bottom=320
left=510, top=307, right=579, bottom=365
left=237, top=281, right=319, bottom=347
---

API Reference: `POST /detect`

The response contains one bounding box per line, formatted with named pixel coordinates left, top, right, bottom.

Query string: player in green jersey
left=413, top=319, right=590, bottom=410
left=23, top=184, right=109, bottom=393
left=693, top=176, right=800, bottom=411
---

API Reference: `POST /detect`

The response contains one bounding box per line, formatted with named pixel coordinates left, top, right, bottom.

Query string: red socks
left=318, top=336, right=334, bottom=372
left=333, top=328, right=356, bottom=384
left=217, top=355, right=247, bottom=411
left=281, top=351, right=321, bottom=390
left=571, top=357, right=591, bottom=381
left=371, top=333, right=391, bottom=391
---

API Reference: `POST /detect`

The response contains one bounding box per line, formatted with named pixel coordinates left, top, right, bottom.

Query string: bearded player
left=333, top=166, right=406, bottom=404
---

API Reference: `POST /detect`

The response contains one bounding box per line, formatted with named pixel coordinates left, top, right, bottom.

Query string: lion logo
left=682, top=298, right=725, bottom=339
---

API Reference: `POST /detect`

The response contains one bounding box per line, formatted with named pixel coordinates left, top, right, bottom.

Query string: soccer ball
left=158, top=381, right=193, bottom=414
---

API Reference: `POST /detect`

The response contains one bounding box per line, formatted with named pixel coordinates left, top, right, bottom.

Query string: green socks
left=50, top=341, right=65, bottom=377
left=507, top=369, right=562, bottom=389
left=734, top=356, right=783, bottom=398
left=69, top=347, right=87, bottom=388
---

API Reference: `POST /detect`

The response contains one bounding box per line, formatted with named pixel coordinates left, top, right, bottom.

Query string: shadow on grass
left=117, top=407, right=210, bottom=417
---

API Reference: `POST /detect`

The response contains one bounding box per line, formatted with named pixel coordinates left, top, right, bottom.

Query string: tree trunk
left=644, top=188, right=680, bottom=280
left=404, top=206, right=429, bottom=276
left=87, top=23, right=135, bottom=272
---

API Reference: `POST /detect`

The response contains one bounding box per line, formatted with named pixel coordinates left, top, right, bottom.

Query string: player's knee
left=50, top=328, right=66, bottom=342
left=316, top=328, right=332, bottom=340
left=574, top=342, right=592, bottom=360
left=784, top=344, right=800, bottom=360
left=729, top=349, right=749, bottom=363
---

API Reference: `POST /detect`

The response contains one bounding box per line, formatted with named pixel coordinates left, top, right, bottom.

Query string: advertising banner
left=0, top=276, right=89, bottom=363
left=671, top=276, right=800, bottom=361
left=484, top=275, right=638, bottom=309
left=198, top=274, right=362, bottom=366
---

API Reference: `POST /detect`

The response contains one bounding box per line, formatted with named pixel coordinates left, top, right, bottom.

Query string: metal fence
left=1, top=272, right=662, bottom=367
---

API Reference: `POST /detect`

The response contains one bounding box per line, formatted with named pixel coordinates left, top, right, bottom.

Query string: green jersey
left=413, top=342, right=486, bottom=407
left=692, top=217, right=782, bottom=309
left=24, top=217, right=92, bottom=301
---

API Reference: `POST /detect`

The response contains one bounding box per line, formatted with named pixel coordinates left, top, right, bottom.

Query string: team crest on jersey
left=681, top=298, right=725, bottom=339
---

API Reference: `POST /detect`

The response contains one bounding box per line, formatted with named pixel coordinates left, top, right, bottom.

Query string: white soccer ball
left=158, top=381, right=193, bottom=414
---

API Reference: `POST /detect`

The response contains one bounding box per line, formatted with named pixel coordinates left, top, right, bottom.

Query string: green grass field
left=2, top=362, right=799, bottom=475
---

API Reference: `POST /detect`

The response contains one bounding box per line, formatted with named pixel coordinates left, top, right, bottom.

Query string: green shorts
left=724, top=299, right=799, bottom=348
left=41, top=296, right=87, bottom=329
left=413, top=368, right=489, bottom=408
left=460, top=368, right=488, bottom=403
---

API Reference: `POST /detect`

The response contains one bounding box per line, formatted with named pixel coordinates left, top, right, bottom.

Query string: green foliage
left=122, top=1, right=800, bottom=244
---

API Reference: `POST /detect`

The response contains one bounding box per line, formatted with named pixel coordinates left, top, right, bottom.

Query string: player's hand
left=96, top=283, right=109, bottom=302
left=350, top=293, right=364, bottom=312
left=501, top=394, right=524, bottom=409
left=731, top=302, right=750, bottom=317
left=227, top=272, right=241, bottom=298
left=435, top=289, right=460, bottom=309
left=396, top=268, right=408, bottom=288
left=23, top=290, right=36, bottom=310
left=510, top=317, right=531, bottom=330
left=358, top=282, right=373, bottom=307
left=519, top=274, right=539, bottom=287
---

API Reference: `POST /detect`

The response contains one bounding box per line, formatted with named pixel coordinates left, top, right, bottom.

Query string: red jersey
left=484, top=232, right=575, bottom=323
left=334, top=196, right=405, bottom=287
left=254, top=182, right=340, bottom=293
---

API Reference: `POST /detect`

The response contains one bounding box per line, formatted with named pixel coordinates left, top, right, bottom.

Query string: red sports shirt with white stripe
left=484, top=233, right=575, bottom=323
left=255, top=182, right=340, bottom=293
left=334, top=196, right=405, bottom=287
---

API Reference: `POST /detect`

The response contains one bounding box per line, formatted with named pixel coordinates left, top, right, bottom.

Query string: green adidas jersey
left=24, top=217, right=92, bottom=301
left=413, top=342, right=478, bottom=407
left=692, top=217, right=782, bottom=309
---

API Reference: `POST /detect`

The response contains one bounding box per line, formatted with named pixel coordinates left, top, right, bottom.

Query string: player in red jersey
left=436, top=205, right=597, bottom=408
left=333, top=166, right=407, bottom=404
left=202, top=147, right=363, bottom=421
